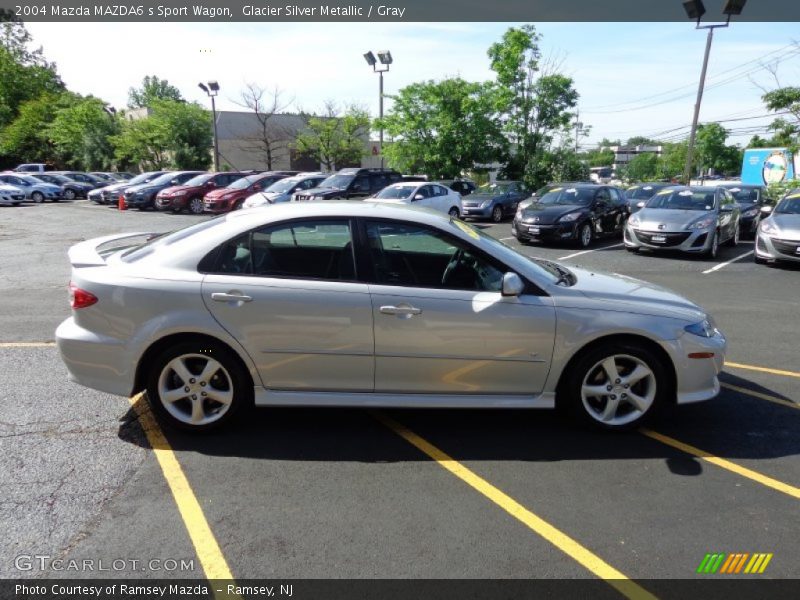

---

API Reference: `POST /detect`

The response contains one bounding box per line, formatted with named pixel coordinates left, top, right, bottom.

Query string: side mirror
left=636, top=201, right=646, bottom=208
left=414, top=194, right=424, bottom=201
left=501, top=272, right=524, bottom=297
left=720, top=204, right=733, bottom=212
left=760, top=205, right=773, bottom=215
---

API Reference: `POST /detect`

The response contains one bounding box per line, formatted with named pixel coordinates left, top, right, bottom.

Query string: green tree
left=761, top=87, right=799, bottom=152
left=657, top=142, right=688, bottom=180
left=0, top=92, right=63, bottom=164
left=49, top=96, right=119, bottom=170
left=622, top=153, right=659, bottom=182
left=378, top=79, right=505, bottom=178
left=127, top=75, right=183, bottom=109
left=525, top=147, right=589, bottom=188
left=626, top=136, right=659, bottom=146
left=294, top=102, right=370, bottom=171
left=583, top=148, right=615, bottom=167
left=694, top=123, right=741, bottom=175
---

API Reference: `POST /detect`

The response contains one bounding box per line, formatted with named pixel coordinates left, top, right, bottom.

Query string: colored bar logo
left=697, top=553, right=773, bottom=574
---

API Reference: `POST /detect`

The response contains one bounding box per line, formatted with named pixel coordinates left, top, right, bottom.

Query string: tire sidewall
left=492, top=205, right=503, bottom=222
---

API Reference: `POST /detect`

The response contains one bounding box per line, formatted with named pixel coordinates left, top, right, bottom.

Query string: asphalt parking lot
left=0, top=199, right=797, bottom=595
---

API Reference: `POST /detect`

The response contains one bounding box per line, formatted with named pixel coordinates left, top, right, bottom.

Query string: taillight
left=69, top=281, right=98, bottom=309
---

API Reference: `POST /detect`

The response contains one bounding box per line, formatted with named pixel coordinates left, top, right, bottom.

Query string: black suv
left=293, top=168, right=402, bottom=201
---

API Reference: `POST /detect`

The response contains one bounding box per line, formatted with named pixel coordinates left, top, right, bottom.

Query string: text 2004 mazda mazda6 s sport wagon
left=56, top=202, right=726, bottom=432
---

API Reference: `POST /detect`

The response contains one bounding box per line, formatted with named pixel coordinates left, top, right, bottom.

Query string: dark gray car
left=461, top=181, right=528, bottom=222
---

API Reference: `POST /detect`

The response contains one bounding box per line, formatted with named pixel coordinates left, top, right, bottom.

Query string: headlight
left=687, top=216, right=715, bottom=230
left=558, top=212, right=581, bottom=222
left=480, top=200, right=492, bottom=208
left=172, top=191, right=186, bottom=197
left=759, top=220, right=779, bottom=235
left=742, top=207, right=759, bottom=218
left=684, top=318, right=719, bottom=338
left=627, top=213, right=641, bottom=227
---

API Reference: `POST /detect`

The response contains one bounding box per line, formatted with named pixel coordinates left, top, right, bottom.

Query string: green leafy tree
left=694, top=123, right=742, bottom=175
left=294, top=102, right=370, bottom=171
left=378, top=79, right=506, bottom=178
left=0, top=92, right=63, bottom=164
left=127, top=75, right=183, bottom=109
left=49, top=96, right=119, bottom=170
left=525, top=148, right=589, bottom=188
left=657, top=142, right=688, bottom=180
left=622, top=153, right=660, bottom=182
left=583, top=148, right=615, bottom=167
left=626, top=136, right=659, bottom=146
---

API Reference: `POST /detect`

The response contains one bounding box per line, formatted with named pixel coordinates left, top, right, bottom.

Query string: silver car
left=242, top=173, right=327, bottom=208
left=624, top=186, right=740, bottom=258
left=56, top=203, right=726, bottom=432
left=0, top=183, right=26, bottom=205
left=0, top=173, right=62, bottom=202
left=754, top=190, right=800, bottom=265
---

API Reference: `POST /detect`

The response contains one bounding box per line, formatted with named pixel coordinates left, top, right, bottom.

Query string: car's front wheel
left=188, top=197, right=204, bottom=215
left=31, top=191, right=44, bottom=203
left=577, top=222, right=593, bottom=248
left=448, top=206, right=460, bottom=218
left=491, top=205, right=504, bottom=223
left=562, top=341, right=668, bottom=431
left=63, top=189, right=76, bottom=200
left=146, top=341, right=251, bottom=431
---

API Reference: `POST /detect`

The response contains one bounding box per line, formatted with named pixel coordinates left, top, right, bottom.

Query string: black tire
left=448, top=206, right=460, bottom=218
left=31, top=191, right=44, bottom=203
left=704, top=230, right=719, bottom=259
left=63, top=189, right=76, bottom=200
left=754, top=253, right=767, bottom=265
left=188, top=197, right=204, bottom=215
left=491, top=205, right=503, bottom=223
left=725, top=221, right=739, bottom=247
left=576, top=222, right=593, bottom=248
left=145, top=340, right=252, bottom=432
left=626, top=247, right=640, bottom=253
left=560, top=341, right=669, bottom=432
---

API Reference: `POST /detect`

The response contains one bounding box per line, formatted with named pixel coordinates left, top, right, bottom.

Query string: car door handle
left=380, top=305, right=422, bottom=317
left=211, top=292, right=253, bottom=303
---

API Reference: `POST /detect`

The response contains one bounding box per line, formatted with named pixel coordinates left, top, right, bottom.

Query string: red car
left=155, top=172, right=248, bottom=214
left=202, top=171, right=298, bottom=214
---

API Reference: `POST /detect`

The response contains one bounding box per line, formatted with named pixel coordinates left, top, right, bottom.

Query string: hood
left=158, top=185, right=190, bottom=196
left=243, top=193, right=271, bottom=207
left=768, top=214, right=800, bottom=240
left=301, top=186, right=342, bottom=197
left=0, top=184, right=22, bottom=193
left=372, top=198, right=409, bottom=206
left=100, top=182, right=129, bottom=193
left=520, top=202, right=588, bottom=224
left=205, top=187, right=240, bottom=199
left=633, top=208, right=714, bottom=231
left=464, top=192, right=501, bottom=203
left=565, top=265, right=706, bottom=322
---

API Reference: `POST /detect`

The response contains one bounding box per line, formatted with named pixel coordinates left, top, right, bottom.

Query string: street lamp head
left=722, top=0, right=746, bottom=15
left=208, top=80, right=220, bottom=92
left=363, top=51, right=377, bottom=67
left=377, top=50, right=393, bottom=65
left=198, top=82, right=209, bottom=93
left=682, top=0, right=706, bottom=21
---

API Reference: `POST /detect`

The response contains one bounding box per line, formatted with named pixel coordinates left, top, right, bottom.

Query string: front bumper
left=203, top=198, right=233, bottom=213
left=461, top=204, right=492, bottom=218
left=512, top=218, right=579, bottom=243
left=124, top=194, right=154, bottom=208
left=754, top=231, right=800, bottom=263
left=155, top=195, right=187, bottom=211
left=660, top=329, right=726, bottom=404
left=624, top=224, right=713, bottom=253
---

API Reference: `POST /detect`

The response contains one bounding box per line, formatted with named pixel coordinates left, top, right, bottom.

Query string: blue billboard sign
left=741, top=148, right=797, bottom=186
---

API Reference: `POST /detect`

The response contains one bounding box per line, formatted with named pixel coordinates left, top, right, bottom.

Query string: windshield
left=265, top=178, right=302, bottom=193
left=182, top=173, right=214, bottom=187
left=775, top=195, right=800, bottom=214
left=227, top=175, right=261, bottom=190
left=376, top=185, right=415, bottom=199
left=42, top=174, right=70, bottom=184
left=537, top=187, right=593, bottom=206
left=128, top=171, right=163, bottom=185
left=477, top=183, right=510, bottom=195
left=646, top=189, right=716, bottom=210
left=724, top=187, right=760, bottom=203
left=19, top=175, right=45, bottom=184
left=626, top=185, right=666, bottom=200
left=319, top=174, right=354, bottom=189
left=147, top=172, right=190, bottom=186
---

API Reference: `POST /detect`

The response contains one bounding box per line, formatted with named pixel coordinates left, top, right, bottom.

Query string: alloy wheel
left=156, top=354, right=234, bottom=426
left=580, top=354, right=656, bottom=427
left=189, top=198, right=204, bottom=215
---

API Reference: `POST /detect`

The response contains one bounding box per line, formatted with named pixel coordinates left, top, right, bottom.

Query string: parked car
left=204, top=172, right=299, bottom=214
left=14, top=163, right=51, bottom=173
left=371, top=181, right=463, bottom=217
left=89, top=172, right=132, bottom=183
left=439, top=179, right=477, bottom=197
left=754, top=189, right=800, bottom=265
left=56, top=201, right=726, bottom=433
left=718, top=183, right=772, bottom=238
left=242, top=173, right=327, bottom=209
left=0, top=183, right=25, bottom=205
left=624, top=186, right=740, bottom=258
left=0, top=173, right=62, bottom=202
left=519, top=181, right=590, bottom=212
left=123, top=171, right=203, bottom=210
left=53, top=171, right=107, bottom=189
left=512, top=184, right=629, bottom=248
left=625, top=183, right=674, bottom=213
left=98, top=171, right=168, bottom=205
left=460, top=181, right=528, bottom=222
left=292, top=168, right=402, bottom=201
left=156, top=172, right=247, bottom=214
left=34, top=173, right=93, bottom=200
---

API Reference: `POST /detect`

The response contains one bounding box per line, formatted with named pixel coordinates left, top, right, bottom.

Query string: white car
left=372, top=182, right=463, bottom=217
left=0, top=183, right=26, bottom=206
left=242, top=173, right=327, bottom=209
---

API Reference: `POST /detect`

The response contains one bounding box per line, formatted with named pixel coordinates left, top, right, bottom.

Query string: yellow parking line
left=129, top=393, right=238, bottom=591
left=373, top=411, right=657, bottom=600
left=721, top=382, right=798, bottom=410
left=725, top=362, right=800, bottom=379
left=0, top=342, right=56, bottom=347
left=640, top=429, right=800, bottom=500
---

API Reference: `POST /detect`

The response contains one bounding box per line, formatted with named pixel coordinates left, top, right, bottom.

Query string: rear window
left=120, top=217, right=228, bottom=262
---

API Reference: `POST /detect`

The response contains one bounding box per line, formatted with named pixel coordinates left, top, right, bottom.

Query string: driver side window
left=365, top=221, right=503, bottom=291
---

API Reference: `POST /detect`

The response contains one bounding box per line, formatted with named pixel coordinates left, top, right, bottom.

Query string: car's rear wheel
left=146, top=341, right=251, bottom=431
left=32, top=191, right=44, bottom=203
left=491, top=205, right=503, bottom=223
left=562, top=342, right=668, bottom=431
left=188, top=197, right=204, bottom=215
left=448, top=206, right=460, bottom=218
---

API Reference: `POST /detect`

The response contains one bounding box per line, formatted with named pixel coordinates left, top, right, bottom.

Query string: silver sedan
left=624, top=186, right=740, bottom=258
left=56, top=202, right=726, bottom=432
left=755, top=191, right=800, bottom=264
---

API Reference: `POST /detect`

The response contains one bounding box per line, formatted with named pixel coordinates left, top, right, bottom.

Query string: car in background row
left=242, top=173, right=327, bottom=209
left=156, top=172, right=248, bottom=214
left=372, top=181, right=463, bottom=217
left=124, top=171, right=204, bottom=210
left=14, top=163, right=51, bottom=173
left=625, top=182, right=673, bottom=213
left=204, top=171, right=299, bottom=214
left=293, top=168, right=402, bottom=202
left=439, top=179, right=477, bottom=197
left=755, top=189, right=800, bottom=265
left=0, top=183, right=25, bottom=205
left=718, top=183, right=772, bottom=238
left=32, top=173, right=90, bottom=200
left=625, top=186, right=740, bottom=259
left=97, top=171, right=169, bottom=205
left=89, top=172, right=132, bottom=183
left=461, top=181, right=528, bottom=222
left=53, top=171, right=107, bottom=189
left=519, top=181, right=590, bottom=213
left=0, top=173, right=62, bottom=202
left=512, top=184, right=629, bottom=248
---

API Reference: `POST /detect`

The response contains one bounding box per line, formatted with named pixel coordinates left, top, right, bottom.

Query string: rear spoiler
left=68, top=232, right=152, bottom=267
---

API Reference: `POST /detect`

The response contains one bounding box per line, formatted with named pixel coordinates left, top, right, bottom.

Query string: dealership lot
left=0, top=200, right=797, bottom=589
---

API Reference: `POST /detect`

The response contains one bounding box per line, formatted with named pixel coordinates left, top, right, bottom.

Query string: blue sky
left=26, top=21, right=800, bottom=148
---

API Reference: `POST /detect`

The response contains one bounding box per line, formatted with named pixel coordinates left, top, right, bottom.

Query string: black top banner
left=1, top=0, right=798, bottom=22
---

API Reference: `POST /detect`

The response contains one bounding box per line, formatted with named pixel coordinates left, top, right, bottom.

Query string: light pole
left=681, top=0, right=746, bottom=185
left=364, top=50, right=392, bottom=169
left=198, top=81, right=220, bottom=172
